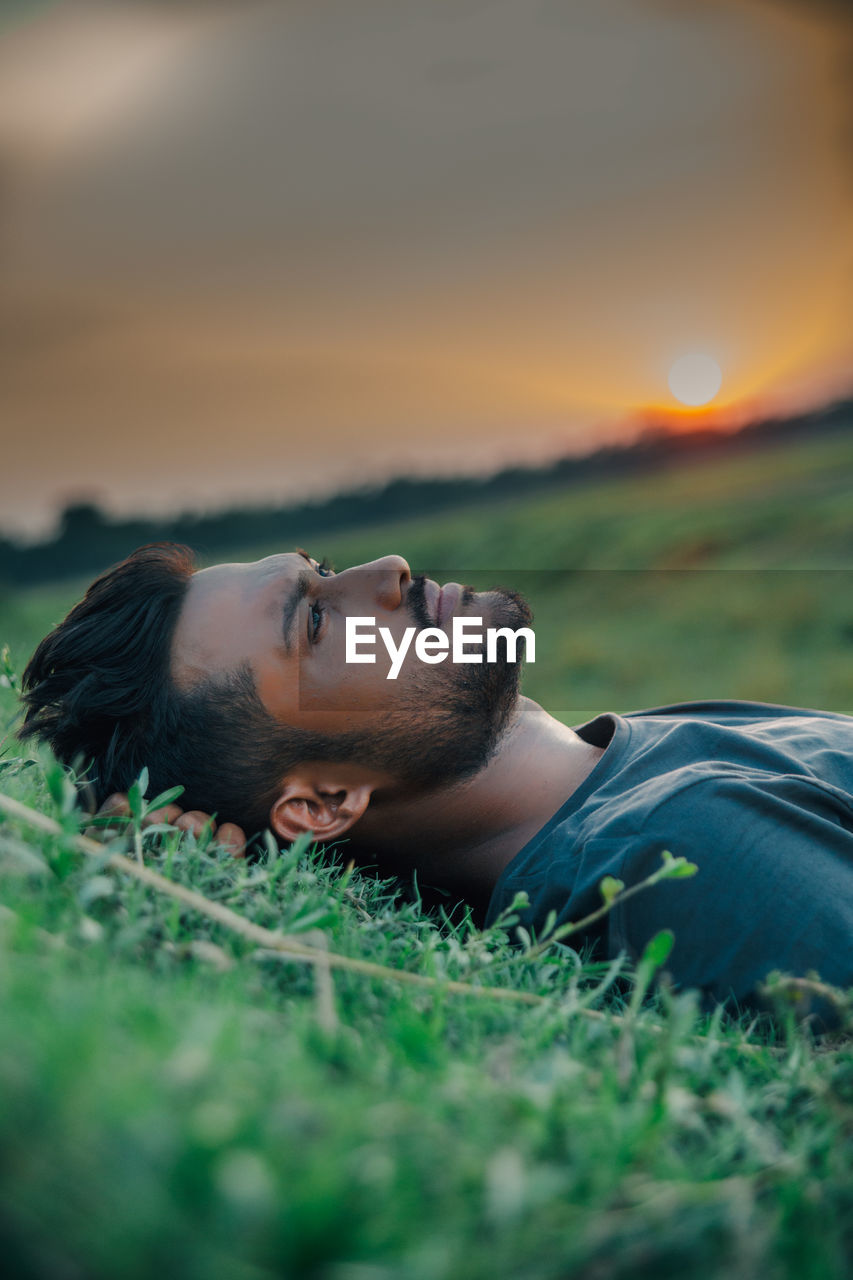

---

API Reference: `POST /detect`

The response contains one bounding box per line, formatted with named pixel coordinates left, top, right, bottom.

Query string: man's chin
left=481, top=587, right=533, bottom=631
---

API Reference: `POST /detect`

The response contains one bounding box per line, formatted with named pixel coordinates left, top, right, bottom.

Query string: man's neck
left=351, top=698, right=605, bottom=909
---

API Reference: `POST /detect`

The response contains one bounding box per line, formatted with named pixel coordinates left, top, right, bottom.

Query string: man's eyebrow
left=282, top=570, right=311, bottom=655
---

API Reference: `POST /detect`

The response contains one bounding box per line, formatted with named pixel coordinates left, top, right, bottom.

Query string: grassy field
left=1, top=430, right=852, bottom=1278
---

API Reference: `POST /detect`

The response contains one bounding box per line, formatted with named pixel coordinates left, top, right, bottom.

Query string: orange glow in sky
left=0, top=0, right=851, bottom=535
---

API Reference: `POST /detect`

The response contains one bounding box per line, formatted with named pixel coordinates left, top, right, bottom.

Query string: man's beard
left=349, top=579, right=532, bottom=791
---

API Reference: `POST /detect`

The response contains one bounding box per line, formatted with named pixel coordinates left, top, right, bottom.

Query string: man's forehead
left=172, top=552, right=303, bottom=682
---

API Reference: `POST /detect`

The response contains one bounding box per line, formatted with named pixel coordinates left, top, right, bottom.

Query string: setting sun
left=668, top=354, right=723, bottom=407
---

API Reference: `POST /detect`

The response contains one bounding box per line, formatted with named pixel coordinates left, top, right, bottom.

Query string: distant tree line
left=1, top=398, right=850, bottom=588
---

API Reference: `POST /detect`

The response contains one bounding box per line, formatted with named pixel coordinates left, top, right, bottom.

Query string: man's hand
left=86, top=793, right=248, bottom=858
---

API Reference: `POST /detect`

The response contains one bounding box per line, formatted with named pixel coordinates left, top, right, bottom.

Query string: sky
left=0, top=0, right=851, bottom=537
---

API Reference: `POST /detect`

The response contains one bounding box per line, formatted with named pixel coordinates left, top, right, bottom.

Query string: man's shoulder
left=620, top=764, right=853, bottom=860
left=580, top=755, right=853, bottom=851
left=578, top=761, right=748, bottom=841
left=579, top=698, right=853, bottom=840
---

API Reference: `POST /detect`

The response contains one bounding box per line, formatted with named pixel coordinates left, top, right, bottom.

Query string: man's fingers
left=174, top=810, right=214, bottom=839
left=84, top=796, right=244, bottom=855
left=98, top=793, right=131, bottom=819
left=216, top=822, right=248, bottom=858
left=84, top=792, right=131, bottom=840
left=142, top=803, right=184, bottom=829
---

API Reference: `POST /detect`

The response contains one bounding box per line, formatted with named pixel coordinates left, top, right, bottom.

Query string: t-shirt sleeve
left=608, top=772, right=853, bottom=1004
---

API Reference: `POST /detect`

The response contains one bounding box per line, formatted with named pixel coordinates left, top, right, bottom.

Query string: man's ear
left=268, top=768, right=375, bottom=843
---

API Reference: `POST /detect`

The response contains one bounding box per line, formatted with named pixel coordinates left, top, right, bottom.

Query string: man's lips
left=431, top=581, right=463, bottom=628
left=417, top=578, right=466, bottom=628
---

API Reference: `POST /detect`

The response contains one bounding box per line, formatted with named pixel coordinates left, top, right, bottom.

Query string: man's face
left=171, top=550, right=532, bottom=787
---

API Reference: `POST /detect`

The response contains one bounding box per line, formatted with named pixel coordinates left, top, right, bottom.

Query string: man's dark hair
left=18, top=544, right=357, bottom=833
left=21, top=543, right=194, bottom=804
left=20, top=543, right=508, bottom=835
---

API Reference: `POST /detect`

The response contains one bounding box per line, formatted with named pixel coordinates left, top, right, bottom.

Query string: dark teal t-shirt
left=484, top=701, right=853, bottom=1005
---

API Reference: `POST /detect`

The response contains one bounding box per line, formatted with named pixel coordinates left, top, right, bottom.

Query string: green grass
left=2, top=430, right=853, bottom=1278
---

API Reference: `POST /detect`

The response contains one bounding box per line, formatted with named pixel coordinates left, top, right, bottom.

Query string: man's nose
left=340, top=554, right=410, bottom=610
left=365, top=555, right=411, bottom=609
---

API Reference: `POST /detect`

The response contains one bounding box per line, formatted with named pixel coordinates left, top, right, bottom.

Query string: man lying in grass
left=18, top=543, right=853, bottom=1017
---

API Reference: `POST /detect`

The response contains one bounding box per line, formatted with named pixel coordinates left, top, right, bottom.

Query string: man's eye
left=309, top=601, right=325, bottom=642
left=316, top=558, right=335, bottom=577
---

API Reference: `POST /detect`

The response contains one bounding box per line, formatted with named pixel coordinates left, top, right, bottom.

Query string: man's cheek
left=296, top=643, right=387, bottom=714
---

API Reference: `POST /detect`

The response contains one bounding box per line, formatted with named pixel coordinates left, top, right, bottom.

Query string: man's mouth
left=409, top=576, right=471, bottom=630
left=435, top=582, right=463, bottom=627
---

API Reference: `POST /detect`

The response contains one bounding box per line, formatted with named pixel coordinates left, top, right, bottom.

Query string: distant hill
left=1, top=396, right=850, bottom=586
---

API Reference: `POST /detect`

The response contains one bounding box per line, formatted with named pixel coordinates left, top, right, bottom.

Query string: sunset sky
left=1, top=0, right=851, bottom=537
